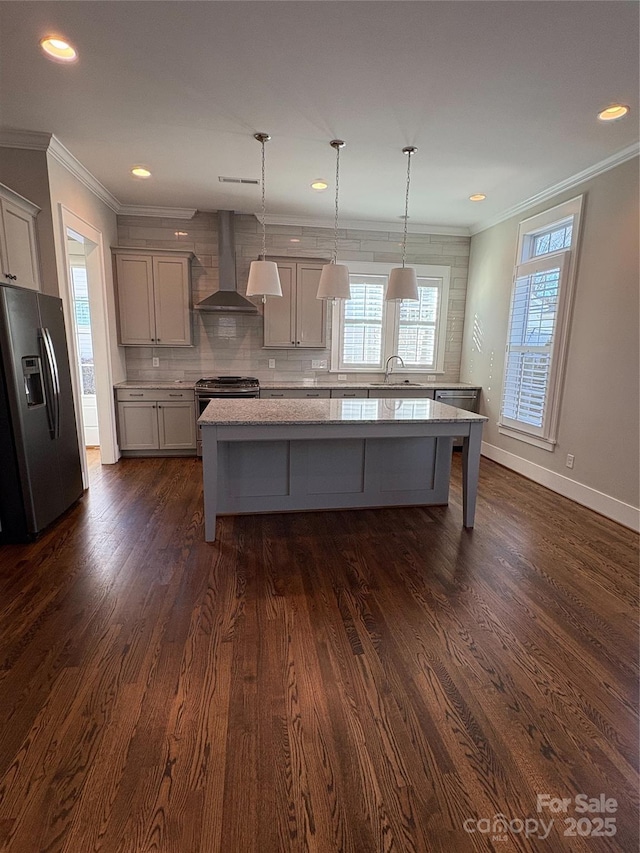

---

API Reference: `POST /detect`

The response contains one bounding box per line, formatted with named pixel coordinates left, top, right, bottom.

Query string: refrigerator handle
left=40, top=327, right=61, bottom=438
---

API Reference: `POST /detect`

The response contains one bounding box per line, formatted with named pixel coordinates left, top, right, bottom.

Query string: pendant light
left=246, top=132, right=282, bottom=301
left=386, top=146, right=419, bottom=302
left=317, top=139, right=351, bottom=301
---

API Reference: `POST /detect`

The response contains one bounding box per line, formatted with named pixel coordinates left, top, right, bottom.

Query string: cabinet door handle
left=271, top=393, right=284, bottom=397
left=169, top=393, right=182, bottom=397
left=5, top=273, right=17, bottom=280
left=130, top=393, right=143, bottom=397
left=306, top=393, right=319, bottom=397
left=344, top=393, right=356, bottom=397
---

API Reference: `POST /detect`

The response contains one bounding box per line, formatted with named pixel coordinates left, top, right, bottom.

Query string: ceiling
left=0, top=1, right=638, bottom=231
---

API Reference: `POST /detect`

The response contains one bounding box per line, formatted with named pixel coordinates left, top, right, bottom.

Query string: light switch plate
left=268, top=359, right=276, bottom=369
left=312, top=359, right=327, bottom=369
left=338, top=373, right=347, bottom=381
left=427, top=375, right=436, bottom=381
left=152, top=357, right=160, bottom=368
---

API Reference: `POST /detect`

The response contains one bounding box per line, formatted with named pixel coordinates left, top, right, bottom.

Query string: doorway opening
left=67, top=230, right=100, bottom=447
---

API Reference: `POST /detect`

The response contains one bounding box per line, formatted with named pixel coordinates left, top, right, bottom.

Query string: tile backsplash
left=117, top=212, right=469, bottom=383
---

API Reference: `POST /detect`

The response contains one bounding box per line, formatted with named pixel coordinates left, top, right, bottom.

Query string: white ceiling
left=0, top=1, right=638, bottom=231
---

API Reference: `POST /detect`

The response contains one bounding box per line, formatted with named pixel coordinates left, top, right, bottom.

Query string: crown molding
left=262, top=213, right=470, bottom=237
left=470, top=142, right=640, bottom=236
left=0, top=128, right=53, bottom=150
left=0, top=128, right=121, bottom=213
left=118, top=205, right=197, bottom=220
left=47, top=136, right=121, bottom=212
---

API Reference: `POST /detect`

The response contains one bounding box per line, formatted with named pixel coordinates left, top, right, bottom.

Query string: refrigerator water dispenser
left=22, top=356, right=45, bottom=407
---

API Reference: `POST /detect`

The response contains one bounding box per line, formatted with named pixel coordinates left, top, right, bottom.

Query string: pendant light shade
left=247, top=260, right=282, bottom=297
left=386, top=146, right=419, bottom=303
left=317, top=140, right=351, bottom=301
left=386, top=266, right=418, bottom=301
left=317, top=262, right=351, bottom=299
left=247, top=132, right=282, bottom=300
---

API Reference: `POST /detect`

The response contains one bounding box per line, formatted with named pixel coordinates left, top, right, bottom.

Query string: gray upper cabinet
left=263, top=260, right=326, bottom=348
left=114, top=248, right=192, bottom=346
left=0, top=183, right=41, bottom=292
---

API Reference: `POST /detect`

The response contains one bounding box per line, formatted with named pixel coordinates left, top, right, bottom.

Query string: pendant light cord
left=401, top=148, right=414, bottom=269
left=260, top=137, right=267, bottom=260
left=333, top=145, right=340, bottom=264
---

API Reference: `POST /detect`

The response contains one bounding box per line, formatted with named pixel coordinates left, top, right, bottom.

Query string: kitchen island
left=199, top=397, right=487, bottom=541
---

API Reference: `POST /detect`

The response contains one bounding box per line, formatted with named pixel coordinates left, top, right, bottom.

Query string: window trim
left=499, top=195, right=584, bottom=449
left=330, top=262, right=450, bottom=373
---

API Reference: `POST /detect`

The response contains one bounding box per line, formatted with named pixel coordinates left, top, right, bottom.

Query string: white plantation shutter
left=340, top=275, right=385, bottom=368
left=396, top=279, right=440, bottom=369
left=500, top=251, right=569, bottom=438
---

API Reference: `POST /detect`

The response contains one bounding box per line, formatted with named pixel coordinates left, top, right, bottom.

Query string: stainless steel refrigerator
left=0, top=284, right=83, bottom=542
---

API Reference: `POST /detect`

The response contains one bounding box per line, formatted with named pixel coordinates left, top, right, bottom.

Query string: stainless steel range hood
left=195, top=210, right=259, bottom=313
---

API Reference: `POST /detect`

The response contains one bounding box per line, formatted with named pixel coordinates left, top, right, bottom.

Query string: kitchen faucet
left=384, top=354, right=405, bottom=383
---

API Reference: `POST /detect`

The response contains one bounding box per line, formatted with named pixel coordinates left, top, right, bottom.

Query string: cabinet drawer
left=154, top=389, right=194, bottom=402
left=116, top=388, right=160, bottom=402
left=368, top=388, right=435, bottom=399
left=116, top=387, right=195, bottom=402
left=330, top=389, right=369, bottom=399
left=261, top=389, right=331, bottom=399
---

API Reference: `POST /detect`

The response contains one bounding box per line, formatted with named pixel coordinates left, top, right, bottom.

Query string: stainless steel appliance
left=434, top=388, right=480, bottom=448
left=0, top=284, right=83, bottom=541
left=195, top=376, right=259, bottom=456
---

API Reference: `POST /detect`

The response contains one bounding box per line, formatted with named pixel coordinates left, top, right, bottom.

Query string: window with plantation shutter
left=331, top=262, right=450, bottom=373
left=499, top=196, right=583, bottom=450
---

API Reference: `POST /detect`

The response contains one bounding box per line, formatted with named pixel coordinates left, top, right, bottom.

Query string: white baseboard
left=481, top=441, right=640, bottom=532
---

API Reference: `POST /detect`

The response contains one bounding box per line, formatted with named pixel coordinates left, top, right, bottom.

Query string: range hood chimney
left=195, top=211, right=259, bottom=313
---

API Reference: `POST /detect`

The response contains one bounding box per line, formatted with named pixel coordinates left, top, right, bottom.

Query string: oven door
left=196, top=391, right=259, bottom=455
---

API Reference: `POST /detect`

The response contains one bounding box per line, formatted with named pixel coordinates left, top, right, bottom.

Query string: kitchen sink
left=369, top=382, right=425, bottom=387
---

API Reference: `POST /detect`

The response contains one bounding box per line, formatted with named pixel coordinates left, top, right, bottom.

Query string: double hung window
left=499, top=197, right=583, bottom=449
left=331, top=263, right=450, bottom=373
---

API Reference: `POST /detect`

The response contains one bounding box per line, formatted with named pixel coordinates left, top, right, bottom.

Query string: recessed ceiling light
left=40, top=36, right=78, bottom=62
left=597, top=104, right=630, bottom=122
left=131, top=166, right=152, bottom=178
left=174, top=231, right=188, bottom=237
left=469, top=193, right=487, bottom=202
left=311, top=179, right=328, bottom=191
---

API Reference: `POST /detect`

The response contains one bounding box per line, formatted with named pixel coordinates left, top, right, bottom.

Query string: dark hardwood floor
left=0, top=450, right=637, bottom=852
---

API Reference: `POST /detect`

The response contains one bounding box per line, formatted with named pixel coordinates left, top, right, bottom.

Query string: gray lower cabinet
left=260, top=389, right=331, bottom=399
left=368, top=388, right=435, bottom=399
left=330, top=389, right=369, bottom=399
left=116, top=388, right=196, bottom=454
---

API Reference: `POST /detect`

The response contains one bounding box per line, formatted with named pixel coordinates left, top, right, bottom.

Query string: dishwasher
left=434, top=388, right=480, bottom=449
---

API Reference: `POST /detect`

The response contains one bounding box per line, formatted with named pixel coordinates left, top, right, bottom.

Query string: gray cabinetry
left=0, top=183, right=41, bottom=291
left=113, top=248, right=192, bottom=346
left=116, top=388, right=196, bottom=454
left=261, top=388, right=331, bottom=399
left=263, top=260, right=327, bottom=348
left=368, top=388, right=435, bottom=399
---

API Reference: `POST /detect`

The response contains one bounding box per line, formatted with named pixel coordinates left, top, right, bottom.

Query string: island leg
left=462, top=422, right=483, bottom=528
left=202, top=427, right=218, bottom=542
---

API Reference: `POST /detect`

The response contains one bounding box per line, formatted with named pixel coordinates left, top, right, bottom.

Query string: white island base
left=200, top=398, right=487, bottom=542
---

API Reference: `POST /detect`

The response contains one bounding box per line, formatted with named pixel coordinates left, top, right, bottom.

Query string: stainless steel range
left=195, top=376, right=260, bottom=456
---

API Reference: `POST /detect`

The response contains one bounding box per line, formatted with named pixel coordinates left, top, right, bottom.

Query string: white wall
left=461, top=157, right=639, bottom=527
left=46, top=154, right=125, bottom=464
left=0, top=148, right=59, bottom=296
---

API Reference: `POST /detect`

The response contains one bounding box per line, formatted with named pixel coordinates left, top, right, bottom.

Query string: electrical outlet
left=152, top=357, right=160, bottom=368
left=427, top=375, right=437, bottom=381
left=338, top=373, right=347, bottom=381
left=312, top=359, right=327, bottom=370
left=566, top=454, right=575, bottom=469
left=268, top=359, right=276, bottom=369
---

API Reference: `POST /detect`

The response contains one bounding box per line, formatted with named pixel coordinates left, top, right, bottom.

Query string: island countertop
left=198, top=396, right=488, bottom=427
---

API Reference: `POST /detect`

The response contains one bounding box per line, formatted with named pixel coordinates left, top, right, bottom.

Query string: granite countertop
left=115, top=379, right=480, bottom=392
left=258, top=380, right=481, bottom=390
left=199, top=397, right=488, bottom=427
left=115, top=380, right=196, bottom=390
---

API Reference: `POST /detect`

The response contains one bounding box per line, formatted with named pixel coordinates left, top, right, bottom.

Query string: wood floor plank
left=0, top=450, right=636, bottom=852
